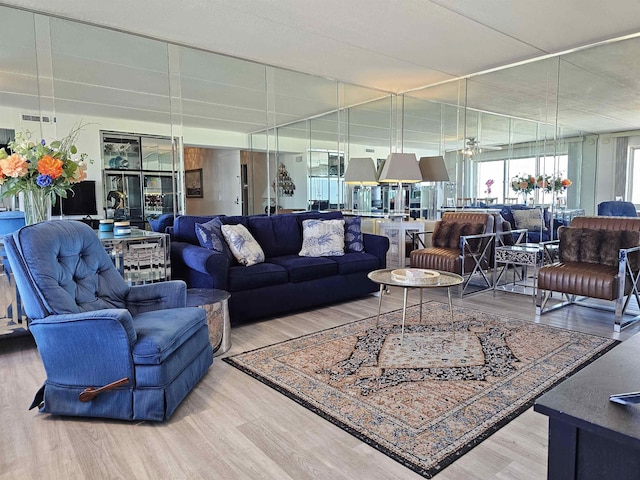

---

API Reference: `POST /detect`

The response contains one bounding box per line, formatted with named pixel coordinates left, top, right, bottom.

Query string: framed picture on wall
left=185, top=169, right=203, bottom=198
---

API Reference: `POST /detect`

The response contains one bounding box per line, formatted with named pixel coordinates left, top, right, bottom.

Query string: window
left=629, top=148, right=640, bottom=204
left=476, top=155, right=568, bottom=204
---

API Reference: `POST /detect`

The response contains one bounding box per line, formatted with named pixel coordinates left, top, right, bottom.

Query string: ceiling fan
left=461, top=137, right=503, bottom=157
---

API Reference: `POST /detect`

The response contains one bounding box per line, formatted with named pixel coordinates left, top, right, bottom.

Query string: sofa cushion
left=195, top=217, right=236, bottom=265
left=299, top=219, right=345, bottom=257
left=248, top=214, right=301, bottom=257
left=537, top=261, right=620, bottom=300
left=330, top=252, right=380, bottom=275
left=268, top=255, right=338, bottom=282
left=221, top=224, right=265, bottom=267
left=294, top=210, right=343, bottom=228
left=227, top=262, right=288, bottom=291
left=132, top=307, right=207, bottom=365
left=512, top=208, right=546, bottom=231
left=219, top=215, right=250, bottom=229
left=173, top=215, right=220, bottom=244
left=344, top=216, right=364, bottom=253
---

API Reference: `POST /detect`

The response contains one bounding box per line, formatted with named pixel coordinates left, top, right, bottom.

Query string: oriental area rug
left=224, top=302, right=617, bottom=478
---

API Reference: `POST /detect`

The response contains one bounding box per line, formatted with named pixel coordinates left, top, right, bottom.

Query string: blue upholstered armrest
left=126, top=280, right=187, bottom=314
left=29, top=310, right=137, bottom=385
left=363, top=233, right=390, bottom=268
left=173, top=242, right=230, bottom=290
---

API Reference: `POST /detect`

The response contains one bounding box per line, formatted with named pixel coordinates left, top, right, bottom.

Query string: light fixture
left=378, top=153, right=421, bottom=215
left=344, top=157, right=378, bottom=213
left=419, top=156, right=450, bottom=219
left=418, top=156, right=450, bottom=182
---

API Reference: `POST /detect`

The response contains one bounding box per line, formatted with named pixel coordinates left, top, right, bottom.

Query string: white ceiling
left=4, top=0, right=640, bottom=93
left=2, top=0, right=640, bottom=142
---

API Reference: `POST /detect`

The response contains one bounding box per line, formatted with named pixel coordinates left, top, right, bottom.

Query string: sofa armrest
left=30, top=310, right=137, bottom=385
left=172, top=241, right=230, bottom=290
left=363, top=233, right=390, bottom=268
left=126, top=280, right=187, bottom=314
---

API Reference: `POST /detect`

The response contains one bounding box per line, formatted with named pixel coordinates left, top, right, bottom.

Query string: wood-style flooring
left=1, top=287, right=638, bottom=480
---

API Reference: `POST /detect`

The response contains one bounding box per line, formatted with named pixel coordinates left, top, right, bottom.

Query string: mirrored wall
left=2, top=4, right=640, bottom=222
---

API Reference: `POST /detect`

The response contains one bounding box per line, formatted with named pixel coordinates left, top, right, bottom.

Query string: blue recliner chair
left=597, top=201, right=638, bottom=217
left=4, top=220, right=213, bottom=421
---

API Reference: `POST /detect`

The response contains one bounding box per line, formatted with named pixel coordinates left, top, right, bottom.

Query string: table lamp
left=344, top=157, right=378, bottom=213
left=419, top=155, right=450, bottom=219
left=378, top=153, right=421, bottom=215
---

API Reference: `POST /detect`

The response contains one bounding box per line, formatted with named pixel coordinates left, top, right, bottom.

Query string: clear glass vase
left=23, top=188, right=50, bottom=225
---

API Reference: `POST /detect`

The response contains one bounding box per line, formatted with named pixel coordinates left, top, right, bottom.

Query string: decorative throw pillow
left=447, top=222, right=470, bottom=249
left=559, top=227, right=581, bottom=262
left=195, top=218, right=229, bottom=259
left=344, top=216, right=364, bottom=253
left=581, top=229, right=602, bottom=264
left=220, top=224, right=265, bottom=266
left=432, top=221, right=454, bottom=248
left=299, top=219, right=345, bottom=257
left=599, top=230, right=622, bottom=267
left=460, top=223, right=486, bottom=251
left=512, top=208, right=547, bottom=231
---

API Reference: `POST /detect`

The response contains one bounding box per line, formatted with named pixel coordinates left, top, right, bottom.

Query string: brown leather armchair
left=410, top=212, right=497, bottom=296
left=536, top=216, right=640, bottom=332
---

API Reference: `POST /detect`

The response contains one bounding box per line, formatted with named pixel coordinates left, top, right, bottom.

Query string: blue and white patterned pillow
left=195, top=219, right=224, bottom=252
left=299, top=219, right=345, bottom=257
left=344, top=216, right=364, bottom=253
left=221, top=224, right=265, bottom=266
left=195, top=218, right=237, bottom=264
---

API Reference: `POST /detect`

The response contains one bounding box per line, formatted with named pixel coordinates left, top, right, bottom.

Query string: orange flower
left=70, top=165, right=87, bottom=183
left=561, top=178, right=572, bottom=187
left=0, top=153, right=29, bottom=177
left=37, top=155, right=64, bottom=179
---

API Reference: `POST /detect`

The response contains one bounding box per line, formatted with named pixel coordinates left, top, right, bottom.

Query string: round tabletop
left=186, top=288, right=231, bottom=307
left=368, top=268, right=463, bottom=289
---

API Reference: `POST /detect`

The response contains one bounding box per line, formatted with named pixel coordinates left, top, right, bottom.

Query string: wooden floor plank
left=1, top=287, right=636, bottom=479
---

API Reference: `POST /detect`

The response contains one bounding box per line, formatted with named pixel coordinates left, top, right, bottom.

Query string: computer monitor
left=50, top=180, right=98, bottom=216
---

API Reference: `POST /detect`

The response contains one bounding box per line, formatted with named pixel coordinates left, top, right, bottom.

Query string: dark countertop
left=534, top=333, right=640, bottom=449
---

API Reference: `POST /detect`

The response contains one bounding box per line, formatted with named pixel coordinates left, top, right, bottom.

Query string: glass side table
left=97, top=228, right=170, bottom=285
left=186, top=288, right=231, bottom=357
left=492, top=242, right=558, bottom=301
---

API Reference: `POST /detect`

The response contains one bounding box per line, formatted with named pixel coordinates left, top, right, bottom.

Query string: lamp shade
left=344, top=157, right=378, bottom=185
left=378, top=153, right=421, bottom=183
left=419, top=156, right=450, bottom=182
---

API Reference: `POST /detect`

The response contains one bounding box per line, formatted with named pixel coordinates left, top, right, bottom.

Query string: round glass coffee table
left=368, top=268, right=464, bottom=342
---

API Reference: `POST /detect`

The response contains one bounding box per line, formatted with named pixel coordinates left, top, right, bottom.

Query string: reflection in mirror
left=0, top=7, right=39, bottom=210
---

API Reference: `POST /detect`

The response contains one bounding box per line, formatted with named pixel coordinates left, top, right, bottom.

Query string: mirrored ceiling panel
left=558, top=35, right=640, bottom=134
left=178, top=47, right=268, bottom=133
left=0, top=7, right=39, bottom=111
left=49, top=18, right=171, bottom=125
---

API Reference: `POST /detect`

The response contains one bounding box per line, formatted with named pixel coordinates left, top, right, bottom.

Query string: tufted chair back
left=5, top=220, right=129, bottom=320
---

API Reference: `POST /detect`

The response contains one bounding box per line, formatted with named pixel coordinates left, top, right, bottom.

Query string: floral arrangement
left=511, top=174, right=536, bottom=194
left=484, top=178, right=494, bottom=195
left=535, top=174, right=572, bottom=193
left=0, top=124, right=90, bottom=224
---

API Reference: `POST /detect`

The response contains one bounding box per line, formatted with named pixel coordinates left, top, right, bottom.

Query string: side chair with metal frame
left=410, top=212, right=497, bottom=297
left=536, top=220, right=640, bottom=332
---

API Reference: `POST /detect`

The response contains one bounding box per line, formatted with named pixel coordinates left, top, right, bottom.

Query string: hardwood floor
left=1, top=287, right=638, bottom=480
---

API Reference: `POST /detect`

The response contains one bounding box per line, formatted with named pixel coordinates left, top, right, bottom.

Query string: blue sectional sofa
left=170, top=211, right=389, bottom=323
